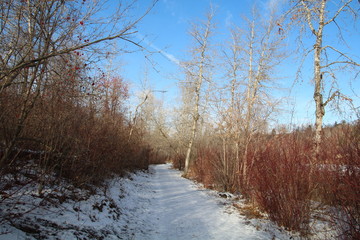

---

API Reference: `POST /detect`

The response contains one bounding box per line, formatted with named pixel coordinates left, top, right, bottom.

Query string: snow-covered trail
left=120, top=164, right=284, bottom=240
left=0, top=163, right=289, bottom=239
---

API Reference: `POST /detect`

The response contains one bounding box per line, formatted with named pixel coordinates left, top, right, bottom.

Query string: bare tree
left=228, top=7, right=285, bottom=187
left=289, top=0, right=360, bottom=160
left=0, top=0, right=157, bottom=90
left=210, top=27, right=244, bottom=191
left=182, top=9, right=215, bottom=176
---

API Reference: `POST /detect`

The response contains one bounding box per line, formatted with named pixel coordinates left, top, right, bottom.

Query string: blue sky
left=111, top=0, right=360, bottom=127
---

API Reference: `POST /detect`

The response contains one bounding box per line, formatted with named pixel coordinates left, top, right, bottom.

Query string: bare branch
left=321, top=60, right=360, bottom=69
left=300, top=0, right=317, bottom=35
left=128, top=94, right=149, bottom=141
left=324, top=0, right=353, bottom=26
left=320, top=45, right=360, bottom=68
left=0, top=0, right=158, bottom=88
left=323, top=90, right=340, bottom=107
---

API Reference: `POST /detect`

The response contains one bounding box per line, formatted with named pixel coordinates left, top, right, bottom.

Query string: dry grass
left=232, top=202, right=265, bottom=219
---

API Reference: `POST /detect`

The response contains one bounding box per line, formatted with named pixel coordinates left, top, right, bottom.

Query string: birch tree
left=290, top=0, right=360, bottom=160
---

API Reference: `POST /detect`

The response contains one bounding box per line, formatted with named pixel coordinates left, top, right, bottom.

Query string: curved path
left=119, top=164, right=286, bottom=240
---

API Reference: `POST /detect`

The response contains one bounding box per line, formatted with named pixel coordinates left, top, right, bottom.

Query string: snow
left=1, top=163, right=293, bottom=239
left=121, top=164, right=285, bottom=240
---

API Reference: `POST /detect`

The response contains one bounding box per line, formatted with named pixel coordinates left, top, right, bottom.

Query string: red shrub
left=250, top=133, right=312, bottom=233
left=192, top=147, right=218, bottom=188
left=318, top=123, right=360, bottom=239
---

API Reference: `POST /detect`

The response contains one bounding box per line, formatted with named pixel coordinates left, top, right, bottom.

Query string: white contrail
left=137, top=33, right=181, bottom=66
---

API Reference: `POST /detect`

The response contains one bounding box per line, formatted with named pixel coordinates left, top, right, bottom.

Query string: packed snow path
left=120, top=164, right=283, bottom=239
left=0, top=163, right=289, bottom=239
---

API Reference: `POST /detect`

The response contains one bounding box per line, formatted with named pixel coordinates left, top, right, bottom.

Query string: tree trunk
left=184, top=109, right=200, bottom=174
left=241, top=20, right=255, bottom=185
left=183, top=11, right=213, bottom=176
left=184, top=63, right=203, bottom=175
left=312, top=0, right=326, bottom=162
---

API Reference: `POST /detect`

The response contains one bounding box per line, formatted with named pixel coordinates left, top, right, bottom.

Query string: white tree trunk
left=313, top=0, right=326, bottom=161
left=183, top=11, right=213, bottom=176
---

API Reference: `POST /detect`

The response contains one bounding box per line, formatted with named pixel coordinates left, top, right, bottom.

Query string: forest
left=0, top=0, right=359, bottom=239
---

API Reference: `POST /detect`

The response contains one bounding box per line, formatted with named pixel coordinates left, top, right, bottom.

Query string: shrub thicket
left=0, top=71, right=151, bottom=188
left=187, top=122, right=360, bottom=237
